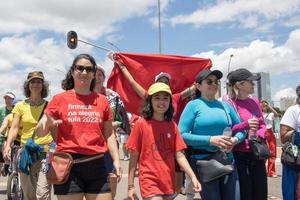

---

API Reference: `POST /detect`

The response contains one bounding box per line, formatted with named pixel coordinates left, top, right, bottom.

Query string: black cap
left=196, top=69, right=223, bottom=83
left=228, top=68, right=261, bottom=85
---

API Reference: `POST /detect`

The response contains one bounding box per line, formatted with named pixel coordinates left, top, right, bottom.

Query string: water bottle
left=249, top=113, right=257, bottom=139
left=48, top=142, right=57, bottom=162
left=221, top=127, right=232, bottom=153
left=223, top=127, right=232, bottom=139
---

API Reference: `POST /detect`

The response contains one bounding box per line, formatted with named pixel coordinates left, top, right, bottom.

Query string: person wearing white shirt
left=261, top=100, right=279, bottom=178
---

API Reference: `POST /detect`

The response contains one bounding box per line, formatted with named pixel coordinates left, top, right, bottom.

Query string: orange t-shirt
left=45, top=90, right=112, bottom=155
left=126, top=118, right=187, bottom=197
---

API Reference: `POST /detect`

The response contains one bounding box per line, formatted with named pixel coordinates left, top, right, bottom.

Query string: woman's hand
left=3, top=144, right=11, bottom=161
left=225, top=137, right=239, bottom=152
left=113, top=160, right=122, bottom=182
left=210, top=135, right=233, bottom=149
left=191, top=176, right=201, bottom=192
left=248, top=118, right=259, bottom=131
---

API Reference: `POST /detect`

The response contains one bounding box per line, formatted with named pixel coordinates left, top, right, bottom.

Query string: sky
left=1, top=0, right=300, bottom=107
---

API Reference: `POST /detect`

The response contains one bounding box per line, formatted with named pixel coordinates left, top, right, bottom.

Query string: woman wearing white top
left=261, top=100, right=279, bottom=178
left=280, top=84, right=300, bottom=200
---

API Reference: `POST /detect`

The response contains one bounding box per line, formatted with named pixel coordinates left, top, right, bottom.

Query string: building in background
left=280, top=97, right=296, bottom=111
left=253, top=72, right=271, bottom=103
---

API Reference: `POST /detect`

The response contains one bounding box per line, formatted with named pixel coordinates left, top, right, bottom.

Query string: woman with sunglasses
left=3, top=71, right=52, bottom=200
left=226, top=68, right=267, bottom=200
left=34, top=54, right=120, bottom=200
left=179, top=69, right=245, bottom=200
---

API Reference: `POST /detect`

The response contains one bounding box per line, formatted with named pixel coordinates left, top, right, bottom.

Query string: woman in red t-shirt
left=35, top=54, right=120, bottom=200
left=126, top=82, right=201, bottom=200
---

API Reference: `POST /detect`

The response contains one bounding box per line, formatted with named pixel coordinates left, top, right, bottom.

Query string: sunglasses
left=205, top=79, right=220, bottom=85
left=30, top=79, right=43, bottom=84
left=74, top=65, right=95, bottom=73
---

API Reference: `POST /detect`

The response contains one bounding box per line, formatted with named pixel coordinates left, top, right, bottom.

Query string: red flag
left=107, top=53, right=212, bottom=116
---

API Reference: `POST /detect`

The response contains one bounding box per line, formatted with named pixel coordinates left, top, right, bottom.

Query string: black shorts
left=0, top=152, right=4, bottom=163
left=54, top=154, right=110, bottom=195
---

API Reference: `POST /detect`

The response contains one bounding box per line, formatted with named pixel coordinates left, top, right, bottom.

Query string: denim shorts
left=54, top=154, right=110, bottom=195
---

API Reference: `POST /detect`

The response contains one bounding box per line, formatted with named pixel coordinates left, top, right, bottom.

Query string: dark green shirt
left=0, top=106, right=11, bottom=126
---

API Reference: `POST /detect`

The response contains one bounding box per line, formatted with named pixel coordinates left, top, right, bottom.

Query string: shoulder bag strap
left=219, top=101, right=230, bottom=125
left=73, top=154, right=104, bottom=164
left=31, top=101, right=48, bottom=139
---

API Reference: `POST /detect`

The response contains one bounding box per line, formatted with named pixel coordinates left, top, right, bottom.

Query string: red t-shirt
left=172, top=93, right=188, bottom=124
left=45, top=90, right=112, bottom=155
left=126, top=118, right=187, bottom=197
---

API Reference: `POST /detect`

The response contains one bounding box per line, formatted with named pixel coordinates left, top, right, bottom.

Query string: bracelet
left=119, top=64, right=125, bottom=70
left=128, top=184, right=135, bottom=190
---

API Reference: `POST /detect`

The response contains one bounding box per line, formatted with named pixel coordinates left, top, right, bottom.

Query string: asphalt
left=0, top=150, right=283, bottom=200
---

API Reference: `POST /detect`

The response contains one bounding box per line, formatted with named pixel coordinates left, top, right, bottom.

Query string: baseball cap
left=195, top=69, right=223, bottom=83
left=228, top=68, right=260, bottom=85
left=27, top=71, right=44, bottom=82
left=3, top=92, right=15, bottom=99
left=154, top=72, right=171, bottom=82
left=148, top=82, right=172, bottom=96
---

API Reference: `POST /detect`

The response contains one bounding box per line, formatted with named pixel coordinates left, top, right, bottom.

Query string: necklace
left=26, top=99, right=45, bottom=107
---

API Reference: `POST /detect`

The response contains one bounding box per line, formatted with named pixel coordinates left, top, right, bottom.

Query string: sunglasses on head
left=74, top=65, right=95, bottom=73
left=205, top=79, right=220, bottom=85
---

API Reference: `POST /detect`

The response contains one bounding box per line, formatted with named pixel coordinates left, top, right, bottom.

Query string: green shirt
left=0, top=106, right=11, bottom=126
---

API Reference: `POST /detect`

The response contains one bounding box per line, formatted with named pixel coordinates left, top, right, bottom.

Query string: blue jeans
left=233, top=151, right=267, bottom=200
left=190, top=157, right=240, bottom=200
left=282, top=164, right=298, bottom=200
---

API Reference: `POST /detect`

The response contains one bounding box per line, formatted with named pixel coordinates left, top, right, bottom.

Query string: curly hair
left=23, top=80, right=49, bottom=98
left=141, top=94, right=174, bottom=121
left=62, top=54, right=97, bottom=91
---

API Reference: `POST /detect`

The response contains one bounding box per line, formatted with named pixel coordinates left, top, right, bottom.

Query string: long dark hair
left=141, top=94, right=174, bottom=121
left=61, top=54, right=97, bottom=91
left=194, top=80, right=202, bottom=99
left=296, top=84, right=300, bottom=105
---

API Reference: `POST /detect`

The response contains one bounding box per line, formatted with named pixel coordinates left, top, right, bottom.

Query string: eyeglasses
left=205, top=79, right=220, bottom=85
left=74, top=65, right=95, bottom=73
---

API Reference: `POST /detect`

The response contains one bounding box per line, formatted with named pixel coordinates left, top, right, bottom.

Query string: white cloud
left=273, top=88, right=297, bottom=101
left=170, top=0, right=300, bottom=29
left=192, top=28, right=300, bottom=75
left=0, top=34, right=93, bottom=99
left=0, top=0, right=162, bottom=39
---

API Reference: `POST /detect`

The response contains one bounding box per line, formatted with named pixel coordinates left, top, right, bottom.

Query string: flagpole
left=227, top=54, right=234, bottom=75
left=158, top=0, right=162, bottom=54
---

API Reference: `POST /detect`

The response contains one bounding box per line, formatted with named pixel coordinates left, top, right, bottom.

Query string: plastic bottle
left=223, top=127, right=232, bottom=138
left=48, top=142, right=57, bottom=162
left=249, top=113, right=258, bottom=139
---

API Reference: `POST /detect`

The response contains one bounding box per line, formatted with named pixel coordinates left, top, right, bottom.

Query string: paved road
left=0, top=159, right=283, bottom=200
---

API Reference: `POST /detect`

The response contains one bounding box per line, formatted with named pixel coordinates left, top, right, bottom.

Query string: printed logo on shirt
left=151, top=132, right=173, bottom=161
left=67, top=104, right=101, bottom=123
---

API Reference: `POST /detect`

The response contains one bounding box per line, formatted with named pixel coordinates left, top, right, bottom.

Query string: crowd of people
left=0, top=52, right=298, bottom=200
